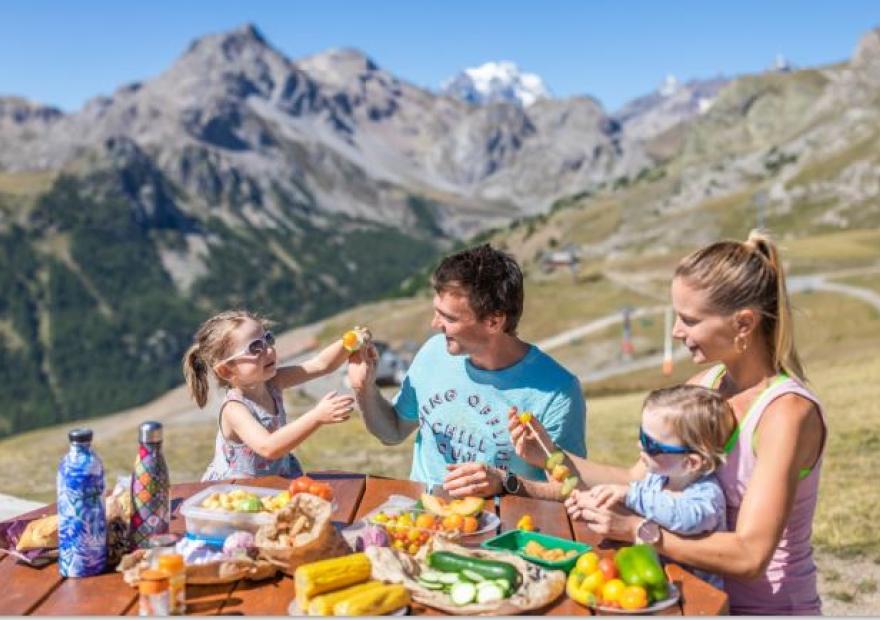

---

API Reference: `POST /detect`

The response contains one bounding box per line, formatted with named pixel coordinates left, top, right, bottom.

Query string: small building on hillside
left=540, top=246, right=581, bottom=273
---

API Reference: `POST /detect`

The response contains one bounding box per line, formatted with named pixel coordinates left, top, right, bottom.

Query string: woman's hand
left=507, top=408, right=553, bottom=469
left=442, top=462, right=504, bottom=498
left=310, top=391, right=354, bottom=425
left=347, top=343, right=378, bottom=392
left=576, top=498, right=642, bottom=543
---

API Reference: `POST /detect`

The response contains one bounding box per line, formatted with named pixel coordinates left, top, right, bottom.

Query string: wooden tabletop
left=1, top=472, right=728, bottom=615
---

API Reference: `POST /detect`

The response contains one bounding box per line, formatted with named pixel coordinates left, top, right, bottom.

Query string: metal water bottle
left=130, top=421, right=171, bottom=548
left=57, top=428, right=107, bottom=576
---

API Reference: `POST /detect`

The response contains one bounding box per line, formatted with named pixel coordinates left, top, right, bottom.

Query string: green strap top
left=708, top=366, right=813, bottom=480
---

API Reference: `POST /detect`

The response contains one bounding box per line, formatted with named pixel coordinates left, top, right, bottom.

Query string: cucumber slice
left=461, top=569, right=485, bottom=582
left=494, top=578, right=512, bottom=594
left=476, top=583, right=505, bottom=604
left=450, top=582, right=477, bottom=606
left=417, top=578, right=445, bottom=590
left=419, top=570, right=444, bottom=582
left=436, top=571, right=461, bottom=584
left=544, top=450, right=565, bottom=470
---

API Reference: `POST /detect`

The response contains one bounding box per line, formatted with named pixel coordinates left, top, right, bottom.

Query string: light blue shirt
left=626, top=472, right=726, bottom=589
left=393, top=334, right=587, bottom=488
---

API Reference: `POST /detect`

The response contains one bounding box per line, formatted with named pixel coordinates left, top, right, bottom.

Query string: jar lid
left=139, top=569, right=169, bottom=594
left=139, top=421, right=163, bottom=443
left=157, top=553, right=184, bottom=572
left=68, top=428, right=93, bottom=444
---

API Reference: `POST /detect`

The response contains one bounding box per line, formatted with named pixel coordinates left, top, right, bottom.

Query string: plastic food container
left=481, top=529, right=591, bottom=573
left=179, top=484, right=283, bottom=542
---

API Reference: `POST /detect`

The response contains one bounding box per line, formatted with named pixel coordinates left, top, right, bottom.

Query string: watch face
left=638, top=520, right=661, bottom=544
left=504, top=472, right=521, bottom=494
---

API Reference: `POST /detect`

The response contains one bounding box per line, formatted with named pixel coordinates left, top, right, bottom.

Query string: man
left=348, top=244, right=587, bottom=498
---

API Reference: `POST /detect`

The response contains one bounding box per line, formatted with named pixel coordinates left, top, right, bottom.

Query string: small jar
left=157, top=554, right=186, bottom=615
left=138, top=569, right=170, bottom=616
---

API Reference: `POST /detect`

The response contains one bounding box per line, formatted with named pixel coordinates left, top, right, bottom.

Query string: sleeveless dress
left=701, top=365, right=826, bottom=615
left=202, top=382, right=304, bottom=481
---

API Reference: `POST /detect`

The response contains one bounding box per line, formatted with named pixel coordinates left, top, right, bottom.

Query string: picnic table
left=1, top=472, right=728, bottom=615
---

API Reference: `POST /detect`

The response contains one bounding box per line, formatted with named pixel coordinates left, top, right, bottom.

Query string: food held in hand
left=342, top=326, right=370, bottom=352
left=516, top=514, right=535, bottom=531
left=517, top=411, right=533, bottom=425
left=544, top=450, right=565, bottom=471
left=550, top=464, right=571, bottom=482
left=560, top=476, right=579, bottom=498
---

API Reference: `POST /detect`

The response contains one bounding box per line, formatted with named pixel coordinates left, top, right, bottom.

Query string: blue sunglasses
left=639, top=427, right=693, bottom=456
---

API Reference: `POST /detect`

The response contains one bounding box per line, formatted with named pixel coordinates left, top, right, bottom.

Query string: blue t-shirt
left=392, top=334, right=587, bottom=487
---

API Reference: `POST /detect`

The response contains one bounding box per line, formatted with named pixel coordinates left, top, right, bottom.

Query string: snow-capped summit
left=441, top=61, right=551, bottom=107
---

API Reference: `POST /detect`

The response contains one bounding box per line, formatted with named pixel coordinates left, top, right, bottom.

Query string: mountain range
left=2, top=23, right=879, bottom=437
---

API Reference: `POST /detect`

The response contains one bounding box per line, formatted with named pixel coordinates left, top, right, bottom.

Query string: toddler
left=183, top=309, right=364, bottom=481
left=569, top=384, right=735, bottom=588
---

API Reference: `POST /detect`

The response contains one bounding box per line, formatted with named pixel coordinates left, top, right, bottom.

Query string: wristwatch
left=635, top=518, right=661, bottom=545
left=502, top=470, right=522, bottom=495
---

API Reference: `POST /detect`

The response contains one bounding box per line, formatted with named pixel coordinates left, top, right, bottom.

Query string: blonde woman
left=510, top=231, right=826, bottom=615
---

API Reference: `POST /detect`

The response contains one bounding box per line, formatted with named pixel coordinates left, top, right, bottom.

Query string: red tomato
left=598, top=557, right=619, bottom=580
left=288, top=476, right=314, bottom=495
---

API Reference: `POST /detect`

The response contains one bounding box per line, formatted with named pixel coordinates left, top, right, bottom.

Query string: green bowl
left=481, top=529, right=591, bottom=573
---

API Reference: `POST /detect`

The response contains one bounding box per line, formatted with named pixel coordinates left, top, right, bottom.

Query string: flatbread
left=365, top=538, right=565, bottom=616
left=15, top=515, right=58, bottom=551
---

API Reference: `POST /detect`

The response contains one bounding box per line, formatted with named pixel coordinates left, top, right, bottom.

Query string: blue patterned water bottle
left=57, top=428, right=107, bottom=577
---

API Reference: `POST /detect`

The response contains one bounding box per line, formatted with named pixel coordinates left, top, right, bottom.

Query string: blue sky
left=2, top=1, right=878, bottom=112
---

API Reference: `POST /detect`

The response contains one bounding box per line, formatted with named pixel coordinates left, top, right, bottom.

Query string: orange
left=461, top=515, right=479, bottom=533
left=619, top=585, right=649, bottom=610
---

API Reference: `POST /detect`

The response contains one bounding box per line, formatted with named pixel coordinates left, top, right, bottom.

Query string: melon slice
left=550, top=464, right=571, bottom=482
left=420, top=493, right=452, bottom=517
left=544, top=450, right=565, bottom=471
left=560, top=476, right=579, bottom=498
left=448, top=496, right=485, bottom=517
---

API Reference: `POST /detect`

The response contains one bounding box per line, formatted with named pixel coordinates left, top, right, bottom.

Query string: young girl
left=568, top=384, right=736, bottom=588
left=183, top=309, right=364, bottom=481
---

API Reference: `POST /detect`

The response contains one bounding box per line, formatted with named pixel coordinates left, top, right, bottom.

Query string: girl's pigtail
left=183, top=343, right=210, bottom=408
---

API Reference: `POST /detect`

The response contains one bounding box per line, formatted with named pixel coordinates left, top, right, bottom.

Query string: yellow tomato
left=441, top=514, right=464, bottom=531
left=580, top=569, right=606, bottom=595
left=461, top=516, right=479, bottom=533
left=516, top=514, right=535, bottom=531
left=601, top=578, right=626, bottom=604
left=373, top=512, right=390, bottom=524
left=619, top=585, right=649, bottom=610
left=576, top=551, right=600, bottom=575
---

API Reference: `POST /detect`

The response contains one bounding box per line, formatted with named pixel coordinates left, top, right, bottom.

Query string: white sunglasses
left=216, top=331, right=275, bottom=365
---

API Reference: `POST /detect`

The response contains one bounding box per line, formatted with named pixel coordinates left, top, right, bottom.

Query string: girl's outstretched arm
left=222, top=392, right=354, bottom=459
left=274, top=337, right=351, bottom=389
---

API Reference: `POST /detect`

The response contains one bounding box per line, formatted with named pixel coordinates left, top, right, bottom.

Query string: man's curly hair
left=431, top=244, right=524, bottom=334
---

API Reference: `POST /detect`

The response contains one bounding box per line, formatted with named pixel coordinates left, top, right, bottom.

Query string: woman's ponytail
left=183, top=343, right=210, bottom=408
left=745, top=230, right=806, bottom=381
left=675, top=230, right=806, bottom=383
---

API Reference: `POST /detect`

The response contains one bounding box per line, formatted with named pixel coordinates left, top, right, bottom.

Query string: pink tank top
left=702, top=366, right=825, bottom=615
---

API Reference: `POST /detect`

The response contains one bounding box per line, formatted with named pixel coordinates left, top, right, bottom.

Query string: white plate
left=287, top=600, right=408, bottom=616
left=589, top=582, right=680, bottom=615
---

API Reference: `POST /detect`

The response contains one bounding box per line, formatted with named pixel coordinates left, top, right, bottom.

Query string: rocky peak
left=296, top=47, right=381, bottom=88
left=852, top=27, right=880, bottom=69
left=0, top=96, right=64, bottom=126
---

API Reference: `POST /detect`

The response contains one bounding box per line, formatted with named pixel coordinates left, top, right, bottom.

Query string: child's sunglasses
left=217, top=331, right=275, bottom=365
left=639, top=427, right=693, bottom=456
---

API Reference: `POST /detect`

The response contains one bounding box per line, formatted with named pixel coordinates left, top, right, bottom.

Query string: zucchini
left=436, top=572, right=460, bottom=584
left=461, top=569, right=485, bottom=582
left=417, top=578, right=445, bottom=590
left=427, top=551, right=521, bottom=586
left=476, top=583, right=505, bottom=604
left=449, top=582, right=476, bottom=606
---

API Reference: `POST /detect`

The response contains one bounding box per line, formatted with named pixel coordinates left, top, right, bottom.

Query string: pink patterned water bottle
left=130, top=421, right=170, bottom=549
